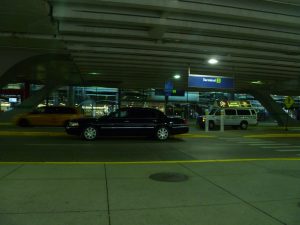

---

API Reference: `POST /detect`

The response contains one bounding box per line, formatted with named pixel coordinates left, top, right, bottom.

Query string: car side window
left=44, top=107, right=54, bottom=114
left=225, top=109, right=236, bottom=115
left=109, top=111, right=118, bottom=118
left=215, top=110, right=221, bottom=115
left=140, top=109, right=157, bottom=118
left=59, top=107, right=76, bottom=114
left=156, top=110, right=166, bottom=119
left=237, top=110, right=251, bottom=115
left=251, top=109, right=256, bottom=115
left=119, top=110, right=129, bottom=118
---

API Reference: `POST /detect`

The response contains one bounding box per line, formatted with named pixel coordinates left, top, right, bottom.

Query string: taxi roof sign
left=284, top=96, right=294, bottom=109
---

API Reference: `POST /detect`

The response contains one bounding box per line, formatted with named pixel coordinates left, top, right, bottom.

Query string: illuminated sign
left=217, top=101, right=252, bottom=108
left=155, top=89, right=185, bottom=96
left=164, top=80, right=174, bottom=96
left=9, top=98, right=17, bottom=103
left=188, top=74, right=234, bottom=89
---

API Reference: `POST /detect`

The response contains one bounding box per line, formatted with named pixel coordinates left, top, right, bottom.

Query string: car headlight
left=68, top=121, right=79, bottom=127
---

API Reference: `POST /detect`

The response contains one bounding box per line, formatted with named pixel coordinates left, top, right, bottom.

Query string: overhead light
left=251, top=81, right=263, bottom=85
left=88, top=72, right=101, bottom=75
left=173, top=74, right=181, bottom=79
left=208, top=58, right=218, bottom=64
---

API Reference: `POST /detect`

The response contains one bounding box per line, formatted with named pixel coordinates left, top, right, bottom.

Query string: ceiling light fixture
left=251, top=81, right=263, bottom=85
left=88, top=72, right=101, bottom=75
left=173, top=74, right=181, bottom=79
left=208, top=58, right=218, bottom=64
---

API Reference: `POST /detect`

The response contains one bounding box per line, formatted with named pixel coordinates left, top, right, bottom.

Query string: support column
left=67, top=86, right=75, bottom=106
left=22, top=81, right=31, bottom=101
left=248, top=89, right=300, bottom=126
left=117, top=88, right=122, bottom=109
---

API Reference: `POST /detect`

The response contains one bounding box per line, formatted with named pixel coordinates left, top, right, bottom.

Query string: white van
left=198, top=108, right=257, bottom=130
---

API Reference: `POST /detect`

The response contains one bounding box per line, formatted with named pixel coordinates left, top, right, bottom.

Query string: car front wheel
left=18, top=118, right=30, bottom=127
left=82, top=126, right=98, bottom=141
left=156, top=126, right=169, bottom=141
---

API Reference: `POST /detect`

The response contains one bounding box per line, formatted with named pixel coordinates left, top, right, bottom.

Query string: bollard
left=220, top=109, right=225, bottom=132
left=205, top=109, right=209, bottom=132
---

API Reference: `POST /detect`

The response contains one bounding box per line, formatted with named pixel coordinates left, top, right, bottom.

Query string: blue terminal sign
left=188, top=74, right=234, bottom=89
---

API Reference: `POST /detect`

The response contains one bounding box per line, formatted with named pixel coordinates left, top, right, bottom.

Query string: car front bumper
left=65, top=126, right=81, bottom=135
left=171, top=126, right=189, bottom=134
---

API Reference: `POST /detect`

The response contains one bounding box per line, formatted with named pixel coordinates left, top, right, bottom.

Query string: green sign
left=284, top=96, right=294, bottom=109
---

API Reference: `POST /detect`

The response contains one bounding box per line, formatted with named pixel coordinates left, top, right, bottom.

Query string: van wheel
left=209, top=121, right=215, bottom=129
left=240, top=121, right=248, bottom=130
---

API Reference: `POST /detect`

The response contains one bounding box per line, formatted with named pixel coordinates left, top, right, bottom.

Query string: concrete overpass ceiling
left=1, top=0, right=300, bottom=94
left=0, top=0, right=56, bottom=34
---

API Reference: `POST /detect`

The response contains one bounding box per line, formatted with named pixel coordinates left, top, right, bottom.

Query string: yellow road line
left=0, top=158, right=300, bottom=165
left=0, top=123, right=13, bottom=125
left=244, top=134, right=300, bottom=138
left=175, top=134, right=215, bottom=138
left=0, top=131, right=66, bottom=137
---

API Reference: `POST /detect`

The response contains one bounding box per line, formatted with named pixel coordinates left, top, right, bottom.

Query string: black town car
left=65, top=107, right=189, bottom=141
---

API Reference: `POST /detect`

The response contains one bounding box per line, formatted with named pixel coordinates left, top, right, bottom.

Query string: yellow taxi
left=15, top=106, right=84, bottom=127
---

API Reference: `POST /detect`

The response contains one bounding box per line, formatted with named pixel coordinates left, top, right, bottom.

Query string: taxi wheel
left=156, top=126, right=169, bottom=141
left=82, top=126, right=98, bottom=141
left=18, top=119, right=30, bottom=127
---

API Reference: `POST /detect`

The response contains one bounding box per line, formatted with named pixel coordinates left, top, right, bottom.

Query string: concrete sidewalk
left=0, top=160, right=299, bottom=225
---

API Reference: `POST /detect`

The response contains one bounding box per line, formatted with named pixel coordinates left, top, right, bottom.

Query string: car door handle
left=152, top=120, right=157, bottom=122
left=124, top=120, right=130, bottom=123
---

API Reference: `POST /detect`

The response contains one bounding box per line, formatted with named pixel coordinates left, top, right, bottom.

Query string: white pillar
left=220, top=109, right=225, bottom=132
left=205, top=109, right=209, bottom=132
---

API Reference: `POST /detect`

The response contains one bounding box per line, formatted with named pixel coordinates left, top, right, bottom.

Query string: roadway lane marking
left=244, top=134, right=300, bottom=138
left=262, top=146, right=300, bottom=149
left=238, top=141, right=275, bottom=144
left=276, top=150, right=300, bottom=152
left=219, top=138, right=244, bottom=140
left=24, top=144, right=93, bottom=146
left=0, top=131, right=66, bottom=136
left=0, top=158, right=300, bottom=165
left=0, top=122, right=13, bottom=125
left=175, top=134, right=215, bottom=138
left=248, top=143, right=290, bottom=146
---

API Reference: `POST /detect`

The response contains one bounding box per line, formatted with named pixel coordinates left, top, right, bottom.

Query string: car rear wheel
left=240, top=121, right=248, bottom=130
left=156, top=126, right=169, bottom=141
left=82, top=126, right=98, bottom=141
left=18, top=119, right=30, bottom=127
